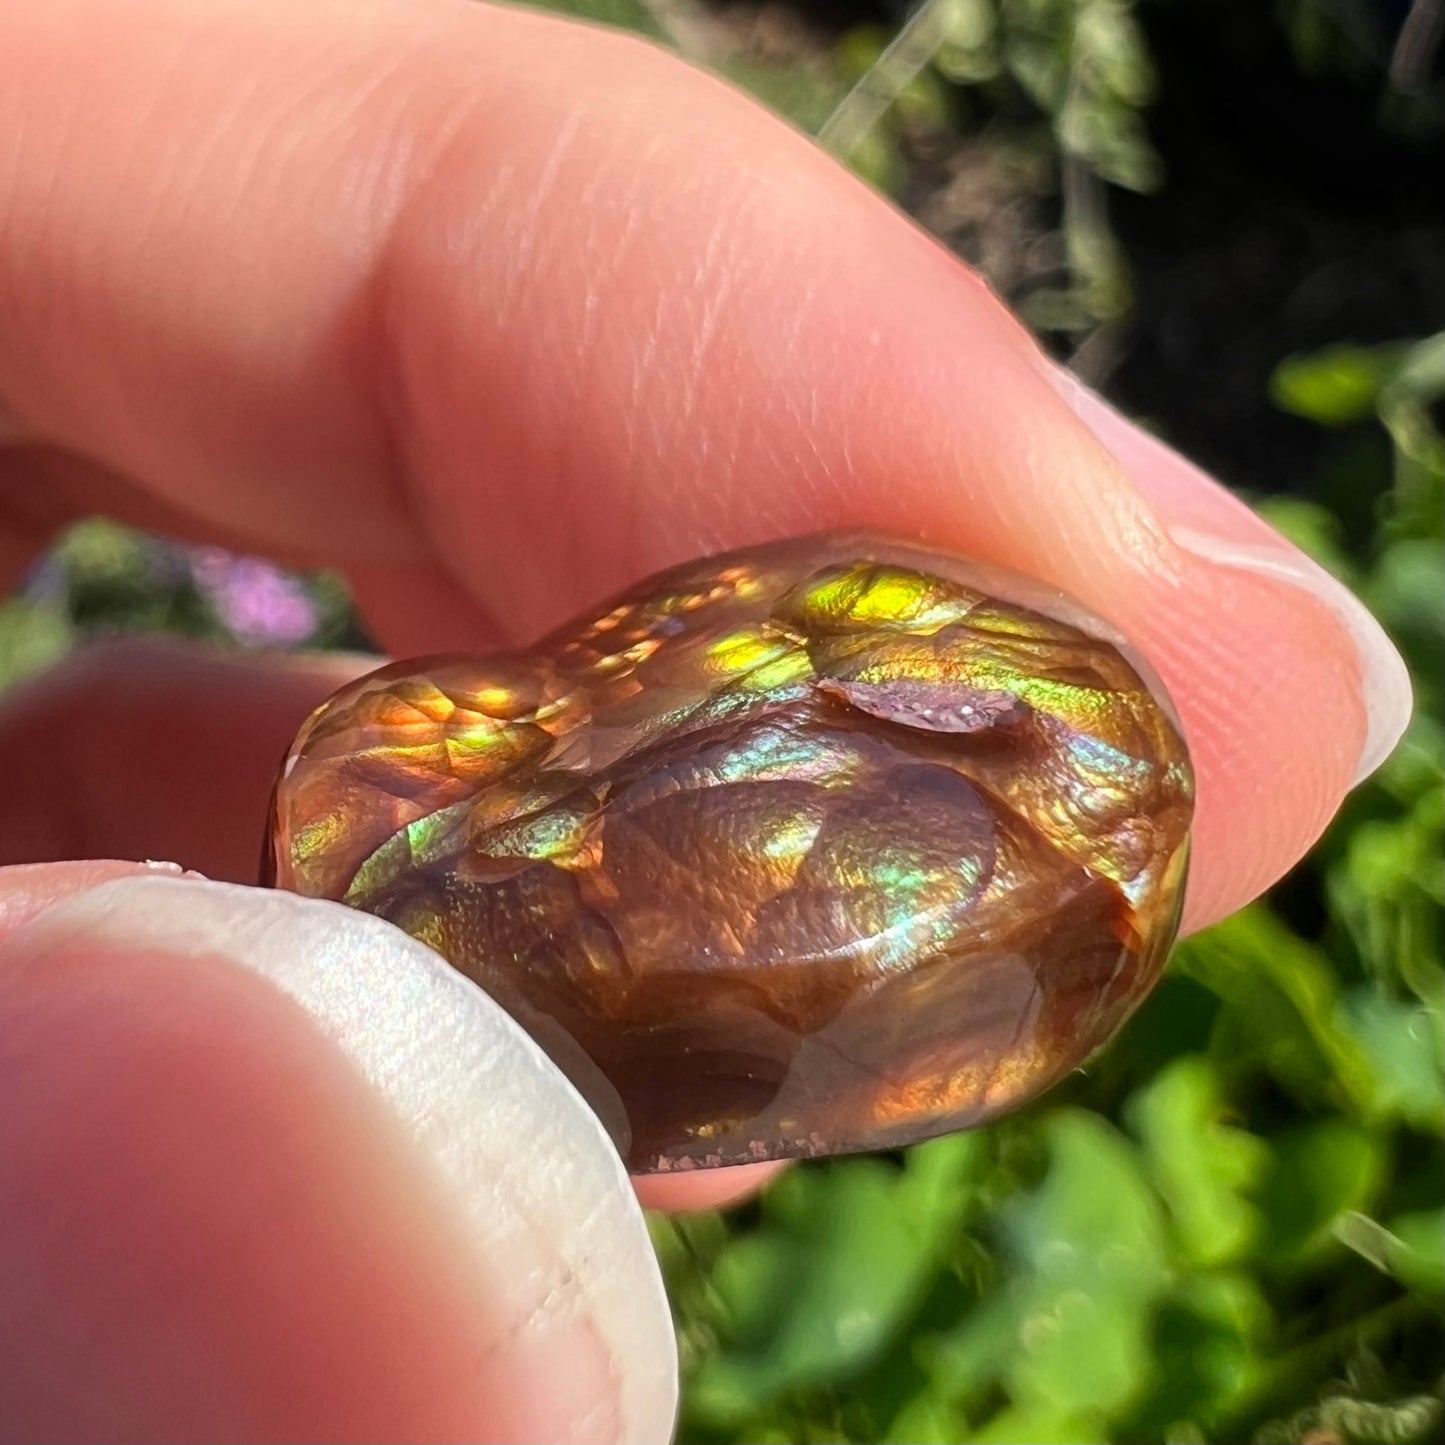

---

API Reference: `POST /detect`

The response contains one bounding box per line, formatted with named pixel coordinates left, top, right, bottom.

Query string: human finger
left=0, top=865, right=677, bottom=1442
left=0, top=0, right=1407, bottom=937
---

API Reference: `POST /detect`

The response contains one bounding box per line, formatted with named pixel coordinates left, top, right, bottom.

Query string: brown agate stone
left=266, top=534, right=1193, bottom=1172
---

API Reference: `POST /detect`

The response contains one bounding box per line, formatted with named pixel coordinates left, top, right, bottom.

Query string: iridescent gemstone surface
left=266, top=534, right=1193, bottom=1172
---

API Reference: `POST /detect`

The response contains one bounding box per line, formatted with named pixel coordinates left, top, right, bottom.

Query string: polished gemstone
left=266, top=534, right=1193, bottom=1171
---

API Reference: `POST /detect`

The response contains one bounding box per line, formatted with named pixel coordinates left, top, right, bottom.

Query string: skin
left=0, top=0, right=1407, bottom=1438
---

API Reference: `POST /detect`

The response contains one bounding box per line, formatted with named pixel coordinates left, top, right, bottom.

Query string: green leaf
left=1255, top=1120, right=1387, bottom=1265
left=1381, top=333, right=1445, bottom=409
left=1334, top=1207, right=1445, bottom=1297
left=1341, top=990, right=1445, bottom=1133
left=1270, top=344, right=1397, bottom=426
left=965, top=1404, right=1107, bottom=1444
left=1001, top=1112, right=1170, bottom=1416
left=688, top=1135, right=982, bottom=1424
left=1367, top=538, right=1445, bottom=639
left=1382, top=1208, right=1445, bottom=1294
left=883, top=1389, right=967, bottom=1444
left=0, top=599, right=73, bottom=692
left=1129, top=1055, right=1270, bottom=1266
left=1129, top=1272, right=1271, bottom=1437
left=1253, top=496, right=1357, bottom=582
left=1175, top=907, right=1377, bottom=1114
left=917, top=1113, right=1171, bottom=1430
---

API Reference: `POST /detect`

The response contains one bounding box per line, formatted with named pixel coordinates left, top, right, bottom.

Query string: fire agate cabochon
left=268, top=534, right=1193, bottom=1171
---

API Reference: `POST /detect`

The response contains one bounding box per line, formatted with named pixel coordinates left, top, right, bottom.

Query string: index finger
left=0, top=0, right=1409, bottom=932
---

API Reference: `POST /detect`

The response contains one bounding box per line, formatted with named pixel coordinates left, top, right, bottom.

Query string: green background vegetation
left=1, top=1, right=1440, bottom=1440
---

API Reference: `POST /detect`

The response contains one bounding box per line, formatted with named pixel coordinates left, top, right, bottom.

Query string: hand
left=0, top=1, right=1410, bottom=1440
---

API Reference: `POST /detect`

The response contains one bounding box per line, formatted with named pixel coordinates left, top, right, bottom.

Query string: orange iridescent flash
left=266, top=534, right=1193, bottom=1171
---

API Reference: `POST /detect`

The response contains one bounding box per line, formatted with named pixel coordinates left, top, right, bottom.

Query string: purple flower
left=190, top=548, right=318, bottom=647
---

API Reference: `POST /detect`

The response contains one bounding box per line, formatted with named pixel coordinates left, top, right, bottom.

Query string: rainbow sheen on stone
left=266, top=534, right=1193, bottom=1171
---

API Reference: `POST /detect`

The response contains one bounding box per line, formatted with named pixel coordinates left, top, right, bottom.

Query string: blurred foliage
left=0, top=521, right=368, bottom=692
left=816, top=0, right=1160, bottom=331
left=1, top=0, right=1441, bottom=1441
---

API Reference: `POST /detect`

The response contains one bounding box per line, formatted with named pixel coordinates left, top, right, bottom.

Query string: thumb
left=0, top=864, right=676, bottom=1444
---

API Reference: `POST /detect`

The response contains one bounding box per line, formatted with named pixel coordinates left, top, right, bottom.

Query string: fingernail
left=1048, top=367, right=1413, bottom=785
left=1168, top=527, right=1412, bottom=785
left=25, top=876, right=679, bottom=1445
